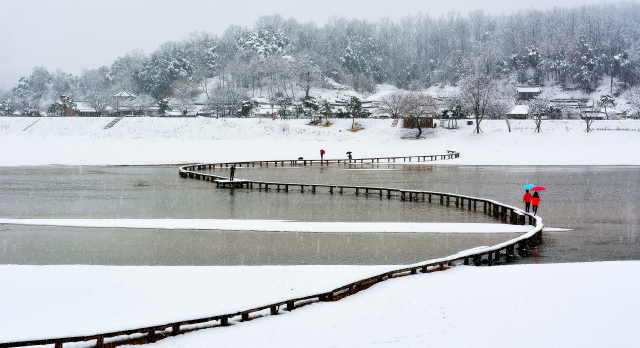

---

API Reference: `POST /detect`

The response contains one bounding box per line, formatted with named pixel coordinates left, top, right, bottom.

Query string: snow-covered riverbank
left=1, top=262, right=638, bottom=347
left=1, top=117, right=638, bottom=166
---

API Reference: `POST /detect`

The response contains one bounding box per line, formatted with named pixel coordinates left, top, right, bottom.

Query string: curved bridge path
left=1, top=151, right=544, bottom=348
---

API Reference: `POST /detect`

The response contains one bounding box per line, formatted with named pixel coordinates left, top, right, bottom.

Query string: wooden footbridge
left=1, top=151, right=544, bottom=348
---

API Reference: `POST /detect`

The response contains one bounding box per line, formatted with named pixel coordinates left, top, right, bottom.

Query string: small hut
left=516, top=86, right=541, bottom=101
left=507, top=105, right=529, bottom=119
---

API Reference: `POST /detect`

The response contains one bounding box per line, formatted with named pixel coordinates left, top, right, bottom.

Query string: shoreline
left=1, top=118, right=639, bottom=166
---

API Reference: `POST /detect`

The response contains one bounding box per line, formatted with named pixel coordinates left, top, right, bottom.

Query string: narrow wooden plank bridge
left=0, top=151, right=545, bottom=348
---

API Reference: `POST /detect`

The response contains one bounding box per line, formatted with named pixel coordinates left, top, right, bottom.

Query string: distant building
left=73, top=102, right=107, bottom=117
left=507, top=105, right=529, bottom=119
left=581, top=110, right=605, bottom=120
left=62, top=106, right=79, bottom=117
left=516, top=86, right=542, bottom=100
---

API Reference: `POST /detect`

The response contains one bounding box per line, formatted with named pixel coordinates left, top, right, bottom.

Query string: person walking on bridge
left=523, top=189, right=532, bottom=213
left=320, top=149, right=325, bottom=165
left=531, top=191, right=541, bottom=215
left=229, top=165, right=235, bottom=181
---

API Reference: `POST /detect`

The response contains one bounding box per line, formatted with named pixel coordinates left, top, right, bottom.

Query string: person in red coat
left=531, top=191, right=541, bottom=215
left=522, top=189, right=532, bottom=213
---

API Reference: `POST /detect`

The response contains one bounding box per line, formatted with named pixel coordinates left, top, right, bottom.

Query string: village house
left=516, top=86, right=542, bottom=100
left=507, top=105, right=529, bottom=119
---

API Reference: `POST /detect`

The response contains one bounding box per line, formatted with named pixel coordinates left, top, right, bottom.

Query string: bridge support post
left=96, top=335, right=104, bottom=348
left=473, top=254, right=481, bottom=266
left=506, top=245, right=515, bottom=262
left=147, top=330, right=157, bottom=343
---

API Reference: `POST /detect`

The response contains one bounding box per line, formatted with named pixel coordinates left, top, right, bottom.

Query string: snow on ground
left=0, top=117, right=638, bottom=166
left=0, top=219, right=532, bottom=233
left=0, top=265, right=399, bottom=342
left=2, top=262, right=638, bottom=347
left=139, top=261, right=640, bottom=348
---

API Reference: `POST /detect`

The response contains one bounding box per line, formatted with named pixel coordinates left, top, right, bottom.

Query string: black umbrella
left=346, top=151, right=352, bottom=154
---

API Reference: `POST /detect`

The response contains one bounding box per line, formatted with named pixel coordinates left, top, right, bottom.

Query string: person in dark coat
left=522, top=189, right=532, bottom=213
left=230, top=165, right=235, bottom=181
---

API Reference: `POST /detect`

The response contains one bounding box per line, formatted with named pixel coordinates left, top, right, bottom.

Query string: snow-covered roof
left=508, top=105, right=529, bottom=115
left=75, top=101, right=96, bottom=112
left=252, top=97, right=270, bottom=104
left=112, top=90, right=137, bottom=98
left=517, top=86, right=541, bottom=93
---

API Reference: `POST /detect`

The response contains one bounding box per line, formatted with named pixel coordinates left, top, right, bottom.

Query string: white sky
left=0, top=0, right=628, bottom=90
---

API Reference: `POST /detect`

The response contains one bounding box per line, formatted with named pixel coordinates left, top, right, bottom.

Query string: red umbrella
left=531, top=186, right=546, bottom=191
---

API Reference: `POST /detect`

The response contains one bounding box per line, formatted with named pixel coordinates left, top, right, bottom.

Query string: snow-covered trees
left=442, top=104, right=466, bottom=128
left=46, top=95, right=76, bottom=117
left=86, top=91, right=111, bottom=117
left=399, top=92, right=438, bottom=137
left=138, top=43, right=193, bottom=100
left=460, top=73, right=496, bottom=133
left=379, top=91, right=405, bottom=119
left=0, top=98, right=14, bottom=116
left=578, top=101, right=601, bottom=133
left=572, top=39, right=604, bottom=93
left=276, top=97, right=292, bottom=119
left=207, top=87, right=247, bottom=117
left=346, top=96, right=367, bottom=127
left=623, top=87, right=640, bottom=116
left=294, top=54, right=321, bottom=99
left=528, top=98, right=549, bottom=133
left=157, top=99, right=171, bottom=116
left=303, top=99, right=320, bottom=120
left=241, top=100, right=258, bottom=117
left=237, top=18, right=291, bottom=59
left=598, top=95, right=616, bottom=120
left=8, top=3, right=640, bottom=109
left=514, top=45, right=543, bottom=85
left=319, top=100, right=333, bottom=122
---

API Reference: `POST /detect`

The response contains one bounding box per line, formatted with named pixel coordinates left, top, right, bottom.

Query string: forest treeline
left=2, top=2, right=640, bottom=116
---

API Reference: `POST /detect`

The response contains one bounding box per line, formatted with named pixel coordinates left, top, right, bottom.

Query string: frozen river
left=0, top=164, right=638, bottom=264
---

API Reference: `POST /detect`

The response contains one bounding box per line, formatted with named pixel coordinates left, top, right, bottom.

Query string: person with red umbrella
left=530, top=186, right=545, bottom=215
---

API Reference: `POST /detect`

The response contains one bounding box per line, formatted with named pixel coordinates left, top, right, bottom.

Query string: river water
left=0, top=164, right=637, bottom=265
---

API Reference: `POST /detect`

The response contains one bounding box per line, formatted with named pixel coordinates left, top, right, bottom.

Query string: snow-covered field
left=0, top=117, right=639, bottom=166
left=143, top=261, right=640, bottom=348
left=0, top=265, right=398, bottom=342
left=1, top=262, right=638, bottom=347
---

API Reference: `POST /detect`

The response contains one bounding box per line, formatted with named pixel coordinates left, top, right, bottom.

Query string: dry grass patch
left=348, top=122, right=365, bottom=132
